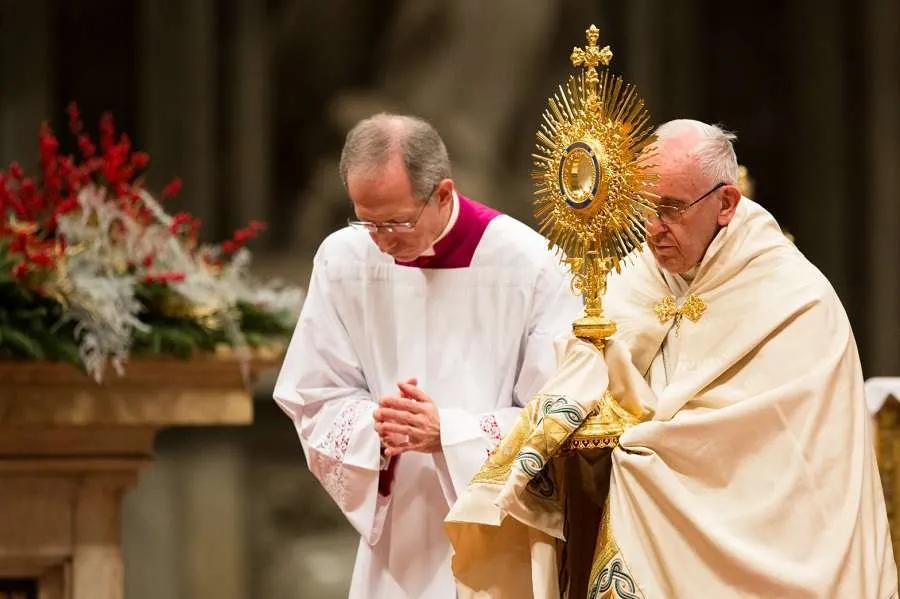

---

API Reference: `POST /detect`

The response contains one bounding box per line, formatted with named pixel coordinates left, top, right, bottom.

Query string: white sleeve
left=435, top=256, right=581, bottom=504
left=273, top=255, right=390, bottom=545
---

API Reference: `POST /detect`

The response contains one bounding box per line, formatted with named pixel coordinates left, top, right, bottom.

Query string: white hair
left=655, top=119, right=739, bottom=185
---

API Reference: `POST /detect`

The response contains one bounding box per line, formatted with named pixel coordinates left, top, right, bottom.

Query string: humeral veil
left=444, top=195, right=896, bottom=597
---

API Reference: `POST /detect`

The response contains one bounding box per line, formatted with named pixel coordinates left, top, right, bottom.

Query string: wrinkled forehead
left=647, top=141, right=708, bottom=201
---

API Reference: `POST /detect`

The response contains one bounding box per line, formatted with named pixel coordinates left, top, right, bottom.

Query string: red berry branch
left=1, top=102, right=268, bottom=286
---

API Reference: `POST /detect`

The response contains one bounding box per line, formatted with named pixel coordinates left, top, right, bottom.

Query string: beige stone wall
left=122, top=382, right=359, bottom=599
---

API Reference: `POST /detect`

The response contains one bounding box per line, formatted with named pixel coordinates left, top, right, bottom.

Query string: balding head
left=339, top=113, right=457, bottom=263
left=653, top=119, right=739, bottom=188
left=339, top=113, right=451, bottom=199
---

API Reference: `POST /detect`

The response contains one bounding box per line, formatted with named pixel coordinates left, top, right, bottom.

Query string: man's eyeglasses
left=347, top=184, right=438, bottom=234
left=653, top=181, right=727, bottom=225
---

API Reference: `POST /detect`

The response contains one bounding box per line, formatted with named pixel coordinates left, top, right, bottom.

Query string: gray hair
left=339, top=113, right=451, bottom=199
left=655, top=119, right=739, bottom=185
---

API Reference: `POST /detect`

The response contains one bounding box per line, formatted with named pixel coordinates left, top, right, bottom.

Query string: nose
left=370, top=231, right=395, bottom=251
left=646, top=216, right=667, bottom=237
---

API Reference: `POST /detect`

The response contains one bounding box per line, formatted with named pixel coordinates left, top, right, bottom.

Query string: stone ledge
left=0, top=356, right=280, bottom=428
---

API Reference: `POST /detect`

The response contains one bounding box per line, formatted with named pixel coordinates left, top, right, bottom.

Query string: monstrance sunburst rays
left=531, top=24, right=658, bottom=347
left=532, top=70, right=657, bottom=263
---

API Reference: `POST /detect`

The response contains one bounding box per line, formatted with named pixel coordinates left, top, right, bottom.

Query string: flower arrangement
left=0, top=103, right=303, bottom=382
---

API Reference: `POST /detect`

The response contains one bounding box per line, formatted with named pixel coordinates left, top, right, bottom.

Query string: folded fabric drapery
left=446, top=199, right=897, bottom=598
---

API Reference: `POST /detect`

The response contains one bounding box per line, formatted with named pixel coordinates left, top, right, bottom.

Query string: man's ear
left=717, top=184, right=741, bottom=226
left=435, top=178, right=454, bottom=206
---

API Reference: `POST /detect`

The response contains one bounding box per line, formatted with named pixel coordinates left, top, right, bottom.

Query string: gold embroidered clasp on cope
left=654, top=294, right=707, bottom=333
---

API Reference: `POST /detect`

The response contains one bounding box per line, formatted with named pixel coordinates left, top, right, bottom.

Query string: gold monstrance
left=533, top=25, right=657, bottom=349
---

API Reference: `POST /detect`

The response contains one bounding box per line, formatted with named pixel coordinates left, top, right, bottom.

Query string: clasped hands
left=373, top=377, right=441, bottom=457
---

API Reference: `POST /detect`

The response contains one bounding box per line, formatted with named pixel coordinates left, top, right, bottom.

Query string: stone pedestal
left=868, top=378, right=900, bottom=576
left=0, top=357, right=271, bottom=599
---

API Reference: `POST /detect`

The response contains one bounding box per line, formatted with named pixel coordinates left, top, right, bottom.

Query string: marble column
left=623, top=0, right=660, bottom=113
left=122, top=444, right=180, bottom=599
left=864, top=0, right=900, bottom=375
left=0, top=0, right=51, bottom=171
left=224, top=0, right=271, bottom=232
left=72, top=476, right=134, bottom=599
left=178, top=431, right=250, bottom=599
left=138, top=0, right=218, bottom=237
left=786, top=0, right=850, bottom=298
left=659, top=1, right=704, bottom=118
left=123, top=429, right=251, bottom=599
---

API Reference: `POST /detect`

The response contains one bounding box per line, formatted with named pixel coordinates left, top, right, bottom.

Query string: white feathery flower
left=47, top=185, right=305, bottom=383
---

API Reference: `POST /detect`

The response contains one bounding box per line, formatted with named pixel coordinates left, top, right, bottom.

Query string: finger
left=375, top=407, right=417, bottom=424
left=384, top=432, right=407, bottom=446
left=378, top=430, right=408, bottom=448
left=377, top=420, right=428, bottom=446
left=388, top=441, right=428, bottom=456
left=384, top=444, right=410, bottom=458
left=386, top=378, right=417, bottom=403
left=377, top=421, right=417, bottom=438
left=378, top=394, right=399, bottom=407
left=398, top=382, right=431, bottom=403
left=379, top=396, right=425, bottom=415
left=378, top=395, right=412, bottom=409
left=375, top=422, right=408, bottom=446
left=374, top=407, right=406, bottom=422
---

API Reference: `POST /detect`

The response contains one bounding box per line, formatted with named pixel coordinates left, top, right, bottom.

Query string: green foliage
left=0, top=248, right=293, bottom=367
left=0, top=281, right=81, bottom=362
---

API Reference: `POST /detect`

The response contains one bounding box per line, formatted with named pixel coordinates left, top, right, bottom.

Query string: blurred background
left=1, top=0, right=897, bottom=597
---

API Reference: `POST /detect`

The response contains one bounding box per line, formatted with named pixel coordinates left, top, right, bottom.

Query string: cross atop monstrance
left=569, top=25, right=613, bottom=87
left=533, top=23, right=656, bottom=349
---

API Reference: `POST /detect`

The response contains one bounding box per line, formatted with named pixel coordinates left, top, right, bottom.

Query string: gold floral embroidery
left=654, top=294, right=706, bottom=333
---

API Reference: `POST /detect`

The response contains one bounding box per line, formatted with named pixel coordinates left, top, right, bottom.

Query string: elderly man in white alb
left=273, top=113, right=581, bottom=598
left=446, top=119, right=897, bottom=598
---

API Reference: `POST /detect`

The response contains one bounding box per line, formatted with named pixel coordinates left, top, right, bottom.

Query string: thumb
left=402, top=376, right=418, bottom=386
left=398, top=381, right=430, bottom=403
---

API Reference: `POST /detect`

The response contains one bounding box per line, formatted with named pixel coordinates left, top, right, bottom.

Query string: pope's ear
left=717, top=184, right=741, bottom=226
